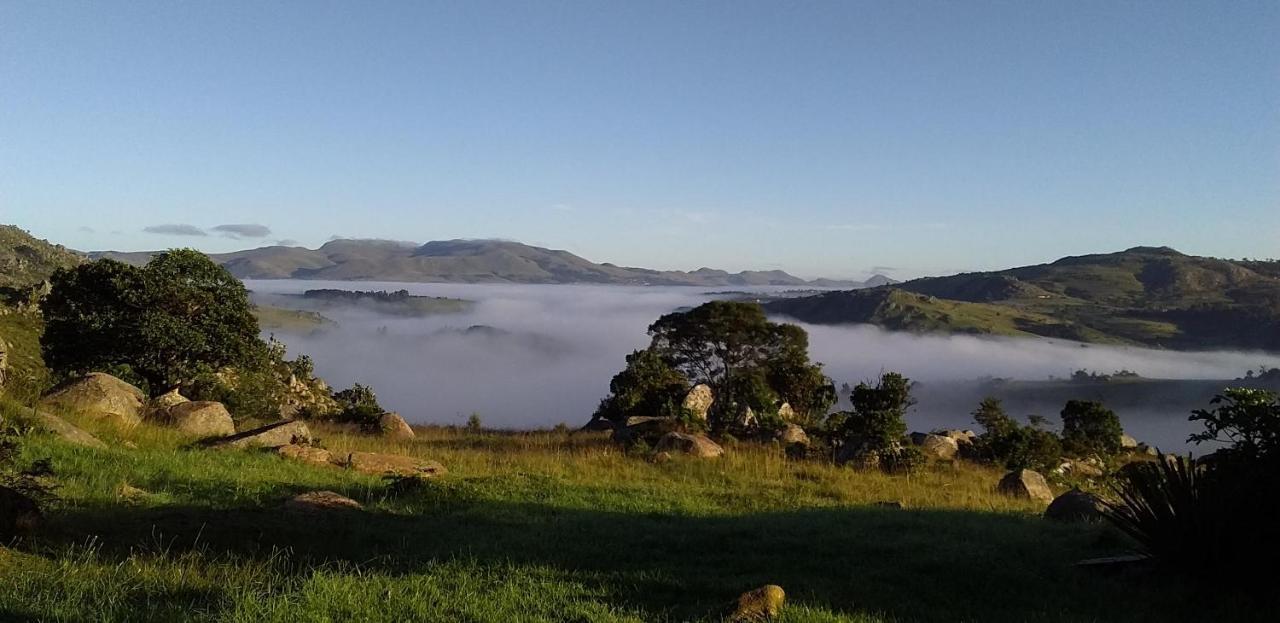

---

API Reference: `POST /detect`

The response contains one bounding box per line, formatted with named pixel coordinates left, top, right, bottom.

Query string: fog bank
left=250, top=281, right=1280, bottom=451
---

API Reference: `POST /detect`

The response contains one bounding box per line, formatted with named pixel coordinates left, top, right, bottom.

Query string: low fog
left=250, top=281, right=1280, bottom=451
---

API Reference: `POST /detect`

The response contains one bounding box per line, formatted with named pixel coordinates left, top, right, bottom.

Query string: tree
left=592, top=349, right=690, bottom=423
left=839, top=372, right=913, bottom=454
left=1189, top=388, right=1280, bottom=460
left=41, top=251, right=266, bottom=392
left=1060, top=399, right=1123, bottom=456
left=645, top=301, right=831, bottom=429
left=971, top=397, right=1063, bottom=471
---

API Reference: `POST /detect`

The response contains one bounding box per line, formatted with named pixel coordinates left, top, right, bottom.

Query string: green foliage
left=593, top=349, right=689, bottom=423
left=1188, top=387, right=1279, bottom=460
left=1059, top=400, right=1123, bottom=457
left=333, top=383, right=384, bottom=428
left=41, top=251, right=266, bottom=392
left=1102, top=457, right=1206, bottom=564
left=837, top=372, right=913, bottom=455
left=971, top=398, right=1063, bottom=472
left=0, top=425, right=54, bottom=508
left=466, top=413, right=483, bottom=432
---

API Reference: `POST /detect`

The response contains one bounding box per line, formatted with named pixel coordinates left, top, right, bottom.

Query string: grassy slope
left=0, top=408, right=1264, bottom=622
left=251, top=305, right=337, bottom=334
left=0, top=311, right=51, bottom=402
left=0, top=225, right=82, bottom=290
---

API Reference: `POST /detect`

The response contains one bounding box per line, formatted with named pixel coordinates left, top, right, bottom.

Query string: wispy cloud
left=212, top=223, right=271, bottom=239
left=143, top=224, right=207, bottom=236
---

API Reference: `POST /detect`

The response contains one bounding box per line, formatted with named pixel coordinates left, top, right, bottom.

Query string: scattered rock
left=729, top=584, right=786, bottom=622
left=1045, top=489, right=1106, bottom=522
left=611, top=416, right=678, bottom=445
left=938, top=429, right=977, bottom=445
left=1136, top=443, right=1158, bottom=457
left=39, top=372, right=145, bottom=428
left=776, top=402, right=796, bottom=422
left=997, top=469, right=1054, bottom=503
left=339, top=451, right=446, bottom=478
left=158, top=401, right=236, bottom=438
left=681, top=384, right=714, bottom=421
left=277, top=444, right=333, bottom=465
left=1119, top=434, right=1139, bottom=449
left=654, top=432, right=724, bottom=458
left=376, top=412, right=415, bottom=439
left=206, top=420, right=312, bottom=449
left=284, top=491, right=362, bottom=513
left=650, top=451, right=673, bottom=464
left=1056, top=458, right=1104, bottom=479
left=778, top=424, right=809, bottom=446
left=0, top=486, right=41, bottom=538
left=918, top=434, right=959, bottom=460
left=117, top=483, right=150, bottom=502
left=738, top=406, right=758, bottom=428
left=28, top=410, right=107, bottom=449
left=151, top=388, right=189, bottom=410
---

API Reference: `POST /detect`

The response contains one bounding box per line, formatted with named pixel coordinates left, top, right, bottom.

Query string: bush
left=1060, top=400, right=1123, bottom=457
left=1189, top=387, right=1279, bottom=460
left=333, top=383, right=383, bottom=429
left=881, top=445, right=927, bottom=474
left=971, top=398, right=1063, bottom=472
left=837, top=372, right=912, bottom=455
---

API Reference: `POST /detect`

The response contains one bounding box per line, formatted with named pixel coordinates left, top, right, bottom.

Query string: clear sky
left=1, top=1, right=1276, bottom=279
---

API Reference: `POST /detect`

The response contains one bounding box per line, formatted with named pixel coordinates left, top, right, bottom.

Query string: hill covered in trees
left=93, top=238, right=875, bottom=287
left=765, top=247, right=1280, bottom=351
left=0, top=226, right=82, bottom=290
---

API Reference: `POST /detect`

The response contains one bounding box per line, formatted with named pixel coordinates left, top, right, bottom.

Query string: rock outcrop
left=1045, top=489, right=1106, bottom=522
left=150, top=388, right=189, bottom=411
left=917, top=434, right=959, bottom=460
left=611, top=416, right=678, bottom=445
left=654, top=432, right=724, bottom=458
left=729, top=584, right=786, bottom=622
left=997, top=469, right=1054, bottom=503
left=376, top=412, right=415, bottom=439
left=29, top=410, right=107, bottom=449
left=277, top=444, right=333, bottom=465
left=339, top=451, right=446, bottom=479
left=682, top=384, right=714, bottom=421
left=284, top=491, right=362, bottom=513
left=157, top=401, right=236, bottom=438
left=776, top=402, right=796, bottom=422
left=39, top=373, right=145, bottom=428
left=207, top=420, right=311, bottom=449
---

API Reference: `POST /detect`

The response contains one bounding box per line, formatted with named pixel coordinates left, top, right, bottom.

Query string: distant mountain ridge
left=90, top=238, right=876, bottom=287
left=764, top=246, right=1280, bottom=351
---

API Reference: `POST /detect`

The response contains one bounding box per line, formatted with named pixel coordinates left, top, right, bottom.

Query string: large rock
left=578, top=417, right=614, bottom=432
left=654, top=432, right=724, bottom=458
left=611, top=416, right=678, bottom=445
left=284, top=491, right=362, bottom=513
left=207, top=420, right=311, bottom=449
left=730, top=584, right=786, bottom=622
left=682, top=384, right=714, bottom=421
left=918, top=434, right=959, bottom=460
left=277, top=444, right=333, bottom=465
left=776, top=402, right=796, bottom=422
left=1045, top=489, right=1106, bottom=522
left=835, top=444, right=881, bottom=470
left=339, top=451, right=446, bottom=479
left=151, top=388, right=189, bottom=410
left=0, top=486, right=41, bottom=538
left=1120, top=434, right=1139, bottom=449
left=28, top=410, right=107, bottom=449
left=778, top=424, right=809, bottom=446
left=997, top=469, right=1054, bottom=503
left=1056, top=458, right=1104, bottom=479
left=377, top=412, right=415, bottom=439
left=39, top=373, right=145, bottom=428
left=158, top=401, right=236, bottom=438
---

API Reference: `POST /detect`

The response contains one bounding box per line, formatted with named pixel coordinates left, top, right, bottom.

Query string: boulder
left=117, top=483, right=150, bottom=503
left=650, top=451, right=673, bottom=464
left=1056, top=458, right=1104, bottom=479
left=729, top=584, right=786, bottom=622
left=681, top=384, right=714, bottom=421
left=776, top=402, right=796, bottom=422
left=339, top=451, right=446, bottom=479
left=376, top=412, right=415, bottom=439
left=738, top=406, right=758, bottom=428
left=578, top=417, right=614, bottom=432
left=1045, top=489, right=1106, bottom=522
left=159, top=401, right=236, bottom=438
left=39, top=372, right=145, bottom=428
left=938, top=429, right=977, bottom=444
left=778, top=424, right=809, bottom=446
left=1119, top=434, right=1139, bottom=449
left=997, top=469, right=1054, bottom=503
left=277, top=444, right=333, bottom=465
left=284, top=491, right=362, bottom=513
left=0, top=486, right=41, bottom=538
left=207, top=420, right=312, bottom=449
left=611, top=416, right=678, bottom=445
left=918, top=434, right=959, bottom=460
left=835, top=444, right=881, bottom=470
left=654, top=432, right=724, bottom=458
left=28, top=410, right=107, bottom=449
left=151, top=388, right=189, bottom=410
left=1136, top=443, right=1159, bottom=457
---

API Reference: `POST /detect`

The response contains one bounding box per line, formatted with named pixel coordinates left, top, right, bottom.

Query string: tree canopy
left=41, top=250, right=265, bottom=393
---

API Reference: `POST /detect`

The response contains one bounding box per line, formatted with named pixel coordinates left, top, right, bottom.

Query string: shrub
left=333, top=383, right=383, bottom=429
left=971, top=398, right=1063, bottom=472
left=466, top=413, right=483, bottom=432
left=1189, top=387, right=1279, bottom=460
left=1060, top=399, right=1123, bottom=457
left=881, top=445, right=927, bottom=474
left=837, top=372, right=912, bottom=455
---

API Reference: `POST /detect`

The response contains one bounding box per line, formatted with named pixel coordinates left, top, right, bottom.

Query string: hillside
left=765, top=247, right=1280, bottom=351
left=93, top=238, right=869, bottom=287
left=0, top=225, right=82, bottom=290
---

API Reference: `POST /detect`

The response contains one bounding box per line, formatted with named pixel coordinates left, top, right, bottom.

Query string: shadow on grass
left=27, top=482, right=1250, bottom=623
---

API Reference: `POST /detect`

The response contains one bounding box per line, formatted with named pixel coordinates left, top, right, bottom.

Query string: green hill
left=766, top=247, right=1280, bottom=351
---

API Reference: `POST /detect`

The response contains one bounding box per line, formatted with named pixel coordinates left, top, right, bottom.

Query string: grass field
left=0, top=401, right=1267, bottom=622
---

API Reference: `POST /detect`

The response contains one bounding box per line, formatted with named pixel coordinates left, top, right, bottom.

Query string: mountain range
left=764, top=246, right=1280, bottom=351
left=89, top=238, right=886, bottom=287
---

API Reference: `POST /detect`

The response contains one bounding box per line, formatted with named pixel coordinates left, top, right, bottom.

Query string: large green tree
left=41, top=250, right=266, bottom=392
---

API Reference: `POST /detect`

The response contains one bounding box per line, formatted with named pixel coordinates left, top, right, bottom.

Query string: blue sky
left=1, top=1, right=1276, bottom=279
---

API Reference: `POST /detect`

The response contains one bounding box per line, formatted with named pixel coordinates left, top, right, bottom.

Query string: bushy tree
left=835, top=372, right=914, bottom=464
left=334, top=383, right=383, bottom=427
left=1189, top=388, right=1280, bottom=460
left=41, top=251, right=265, bottom=392
left=593, top=349, right=690, bottom=423
left=971, top=397, right=1063, bottom=472
left=1060, top=399, right=1123, bottom=456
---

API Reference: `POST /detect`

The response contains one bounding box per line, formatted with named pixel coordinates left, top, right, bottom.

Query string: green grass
left=0, top=406, right=1268, bottom=622
left=251, top=305, right=336, bottom=334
